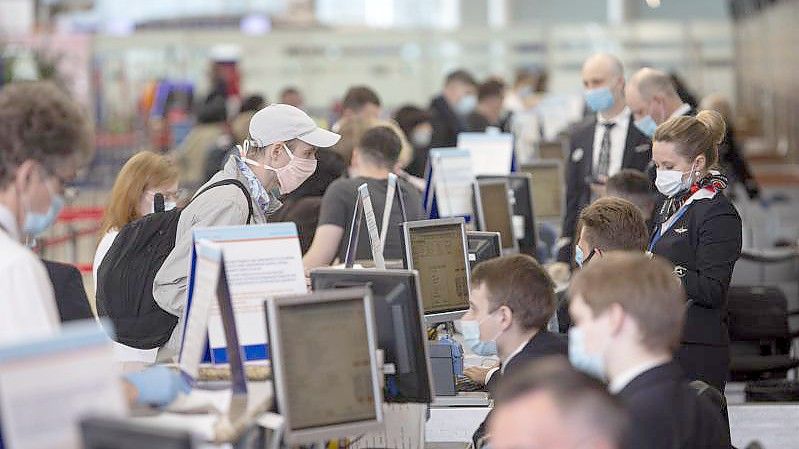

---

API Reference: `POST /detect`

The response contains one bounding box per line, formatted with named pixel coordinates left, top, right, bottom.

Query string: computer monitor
left=81, top=417, right=196, bottom=449
left=466, top=231, right=502, bottom=270
left=310, top=269, right=433, bottom=404
left=401, top=218, right=471, bottom=324
left=477, top=174, right=538, bottom=257
left=265, top=287, right=383, bottom=445
left=520, top=160, right=564, bottom=222
left=473, top=179, right=518, bottom=253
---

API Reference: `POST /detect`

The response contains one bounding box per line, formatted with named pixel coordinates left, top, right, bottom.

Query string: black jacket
left=42, top=260, right=94, bottom=323
left=473, top=331, right=568, bottom=447
left=485, top=329, right=569, bottom=394
left=429, top=95, right=463, bottom=149
left=617, top=361, right=730, bottom=449
left=558, top=115, right=652, bottom=263
left=720, top=127, right=759, bottom=199
left=651, top=192, right=742, bottom=346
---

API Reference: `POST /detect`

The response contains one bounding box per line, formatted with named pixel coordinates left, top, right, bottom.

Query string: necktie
left=596, top=122, right=616, bottom=178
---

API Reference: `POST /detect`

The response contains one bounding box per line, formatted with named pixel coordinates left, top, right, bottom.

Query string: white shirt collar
left=0, top=204, right=19, bottom=241
left=500, top=337, right=533, bottom=374
left=597, top=106, right=631, bottom=125
left=670, top=103, right=692, bottom=119
left=609, top=359, right=670, bottom=394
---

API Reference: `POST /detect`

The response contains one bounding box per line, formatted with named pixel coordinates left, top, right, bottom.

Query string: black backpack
left=96, top=179, right=254, bottom=349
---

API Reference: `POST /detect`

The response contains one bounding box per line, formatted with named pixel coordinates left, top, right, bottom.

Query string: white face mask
left=655, top=162, right=696, bottom=197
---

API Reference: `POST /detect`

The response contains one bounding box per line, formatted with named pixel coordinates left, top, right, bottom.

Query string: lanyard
left=648, top=203, right=690, bottom=253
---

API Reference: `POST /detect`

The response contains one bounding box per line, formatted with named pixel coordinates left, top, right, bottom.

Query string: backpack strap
left=192, top=178, right=255, bottom=224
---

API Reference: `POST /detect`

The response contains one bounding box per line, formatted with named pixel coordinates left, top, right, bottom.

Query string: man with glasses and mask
left=568, top=252, right=729, bottom=449
left=625, top=68, right=696, bottom=138
left=556, top=197, right=649, bottom=333
left=154, top=104, right=340, bottom=361
left=0, top=81, right=93, bottom=345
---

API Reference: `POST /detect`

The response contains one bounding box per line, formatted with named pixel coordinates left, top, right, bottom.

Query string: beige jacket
left=153, top=157, right=267, bottom=361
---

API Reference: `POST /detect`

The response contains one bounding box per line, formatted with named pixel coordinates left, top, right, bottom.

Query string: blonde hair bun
left=695, top=109, right=726, bottom=147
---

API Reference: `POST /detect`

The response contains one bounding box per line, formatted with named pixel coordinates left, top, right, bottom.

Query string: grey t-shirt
left=319, top=176, right=425, bottom=262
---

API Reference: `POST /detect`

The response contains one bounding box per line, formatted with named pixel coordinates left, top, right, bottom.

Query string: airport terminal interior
left=2, top=0, right=799, bottom=448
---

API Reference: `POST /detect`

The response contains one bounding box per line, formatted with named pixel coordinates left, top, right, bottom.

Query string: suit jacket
left=42, top=260, right=94, bottom=323
left=617, top=361, right=730, bottom=449
left=485, top=329, right=569, bottom=394
left=429, top=95, right=463, bottom=149
left=650, top=192, right=742, bottom=346
left=558, top=115, right=652, bottom=263
left=473, top=331, right=568, bottom=448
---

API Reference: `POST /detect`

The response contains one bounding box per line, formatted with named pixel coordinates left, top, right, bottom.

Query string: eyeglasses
left=144, top=189, right=186, bottom=203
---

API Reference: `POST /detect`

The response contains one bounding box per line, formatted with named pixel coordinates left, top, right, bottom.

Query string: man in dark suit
left=626, top=67, right=696, bottom=138
left=558, top=54, right=651, bottom=265
left=569, top=252, right=730, bottom=449
left=429, top=69, right=478, bottom=149
left=460, top=254, right=567, bottom=447
left=42, top=260, right=94, bottom=322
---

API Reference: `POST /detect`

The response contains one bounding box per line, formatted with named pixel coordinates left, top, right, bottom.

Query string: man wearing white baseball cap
left=153, top=104, right=340, bottom=361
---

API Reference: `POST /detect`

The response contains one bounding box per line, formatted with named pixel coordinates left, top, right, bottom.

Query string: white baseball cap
left=248, top=104, right=340, bottom=148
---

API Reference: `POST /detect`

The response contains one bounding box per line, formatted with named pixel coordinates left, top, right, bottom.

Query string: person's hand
left=464, top=366, right=493, bottom=385
left=124, top=365, right=191, bottom=407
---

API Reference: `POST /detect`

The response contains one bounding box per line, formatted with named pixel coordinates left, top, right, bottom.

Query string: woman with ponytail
left=648, top=110, right=742, bottom=392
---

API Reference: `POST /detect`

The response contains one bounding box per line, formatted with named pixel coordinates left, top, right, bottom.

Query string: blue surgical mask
left=460, top=314, right=502, bottom=357
left=584, top=87, right=615, bottom=112
left=23, top=183, right=64, bottom=237
left=634, top=115, right=658, bottom=138
left=568, top=327, right=605, bottom=379
left=455, top=94, right=477, bottom=116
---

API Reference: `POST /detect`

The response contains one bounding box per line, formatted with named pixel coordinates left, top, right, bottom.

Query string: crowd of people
left=0, top=50, right=754, bottom=448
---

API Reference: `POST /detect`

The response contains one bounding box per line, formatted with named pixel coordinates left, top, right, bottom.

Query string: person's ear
left=269, top=142, right=285, bottom=162
left=607, top=303, right=626, bottom=337
left=15, top=160, right=38, bottom=192
left=594, top=247, right=603, bottom=259
left=694, top=155, right=707, bottom=173
left=499, top=305, right=514, bottom=331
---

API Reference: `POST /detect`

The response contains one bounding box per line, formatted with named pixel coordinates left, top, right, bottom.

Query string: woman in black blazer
left=648, top=110, right=742, bottom=392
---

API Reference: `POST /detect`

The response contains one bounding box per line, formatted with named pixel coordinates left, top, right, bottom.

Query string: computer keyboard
left=456, top=375, right=487, bottom=393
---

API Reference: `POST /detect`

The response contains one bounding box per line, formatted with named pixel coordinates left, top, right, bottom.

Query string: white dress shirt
left=670, top=103, right=692, bottom=119
left=0, top=205, right=61, bottom=346
left=592, top=107, right=632, bottom=178
left=609, top=359, right=670, bottom=394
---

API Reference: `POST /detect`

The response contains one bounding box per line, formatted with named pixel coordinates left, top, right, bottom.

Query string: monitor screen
left=475, top=181, right=515, bottom=251
left=522, top=163, right=563, bottom=219
left=467, top=231, right=502, bottom=270
left=406, top=223, right=470, bottom=315
left=278, top=297, right=378, bottom=431
left=477, top=175, right=537, bottom=257
left=310, top=269, right=433, bottom=403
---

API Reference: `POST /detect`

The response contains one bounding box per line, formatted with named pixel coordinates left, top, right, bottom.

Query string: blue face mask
left=23, top=183, right=64, bottom=237
left=460, top=313, right=502, bottom=357
left=584, top=87, right=615, bottom=112
left=568, top=327, right=605, bottom=379
left=634, top=115, right=658, bottom=138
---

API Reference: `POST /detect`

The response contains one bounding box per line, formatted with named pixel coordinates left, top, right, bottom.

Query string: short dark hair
left=393, top=105, right=432, bottom=137
left=478, top=79, right=505, bottom=102
left=471, top=254, right=556, bottom=331
left=0, top=81, right=93, bottom=188
left=493, top=357, right=629, bottom=446
left=577, top=197, right=648, bottom=252
left=606, top=169, right=655, bottom=216
left=445, top=69, right=477, bottom=87
left=342, top=86, right=381, bottom=112
left=357, top=126, right=401, bottom=168
left=280, top=86, right=300, bottom=97
left=239, top=94, right=266, bottom=114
